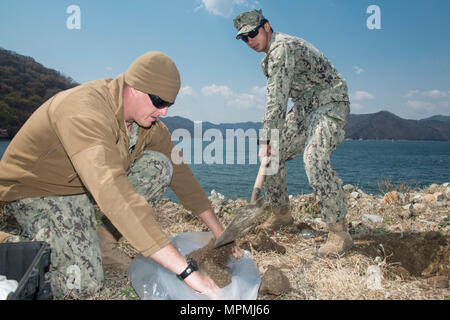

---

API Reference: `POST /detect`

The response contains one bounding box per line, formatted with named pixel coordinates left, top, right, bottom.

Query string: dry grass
left=1, top=183, right=449, bottom=300
left=375, top=176, right=421, bottom=195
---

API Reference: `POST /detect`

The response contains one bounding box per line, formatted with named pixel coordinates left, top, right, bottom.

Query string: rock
left=350, top=191, right=360, bottom=200
left=382, top=191, right=401, bottom=205
left=423, top=194, right=436, bottom=203
left=402, top=204, right=413, bottom=210
left=446, top=187, right=450, bottom=200
left=427, top=276, right=448, bottom=289
left=362, top=214, right=384, bottom=224
left=313, top=217, right=327, bottom=229
left=209, top=189, right=226, bottom=205
left=443, top=182, right=450, bottom=188
left=434, top=192, right=445, bottom=202
left=411, top=194, right=424, bottom=203
left=259, top=265, right=292, bottom=295
left=435, top=201, right=446, bottom=208
left=412, top=203, right=426, bottom=211
left=296, top=222, right=320, bottom=239
left=209, top=190, right=227, bottom=215
left=343, top=184, right=355, bottom=192
left=400, top=210, right=412, bottom=219
left=427, top=184, right=440, bottom=194
left=351, top=220, right=362, bottom=228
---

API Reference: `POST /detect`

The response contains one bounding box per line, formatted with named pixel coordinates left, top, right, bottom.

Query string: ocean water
left=168, top=139, right=450, bottom=202
left=1, top=139, right=449, bottom=202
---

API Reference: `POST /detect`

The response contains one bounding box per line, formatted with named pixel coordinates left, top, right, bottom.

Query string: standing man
left=233, top=9, right=353, bottom=256
left=0, top=52, right=236, bottom=298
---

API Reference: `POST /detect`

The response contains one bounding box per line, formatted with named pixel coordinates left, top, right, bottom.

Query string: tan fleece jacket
left=0, top=74, right=211, bottom=256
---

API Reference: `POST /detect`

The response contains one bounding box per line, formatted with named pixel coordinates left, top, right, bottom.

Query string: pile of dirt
left=186, top=239, right=234, bottom=288
left=251, top=232, right=286, bottom=254
left=259, top=265, right=292, bottom=296
left=352, top=231, right=449, bottom=278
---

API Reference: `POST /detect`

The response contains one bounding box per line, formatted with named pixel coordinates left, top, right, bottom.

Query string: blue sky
left=1, top=0, right=449, bottom=123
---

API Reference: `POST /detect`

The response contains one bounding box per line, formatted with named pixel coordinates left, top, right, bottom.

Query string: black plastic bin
left=0, top=241, right=52, bottom=300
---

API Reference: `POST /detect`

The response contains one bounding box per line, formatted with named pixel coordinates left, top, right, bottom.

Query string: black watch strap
left=177, top=258, right=199, bottom=280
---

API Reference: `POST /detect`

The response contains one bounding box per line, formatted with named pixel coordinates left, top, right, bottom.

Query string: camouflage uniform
left=234, top=10, right=350, bottom=224
left=4, top=122, right=173, bottom=298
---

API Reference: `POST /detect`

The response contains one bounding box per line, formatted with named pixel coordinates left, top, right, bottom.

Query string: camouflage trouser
left=265, top=102, right=350, bottom=224
left=3, top=150, right=173, bottom=298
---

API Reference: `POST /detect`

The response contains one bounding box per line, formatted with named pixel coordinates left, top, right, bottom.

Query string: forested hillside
left=0, top=48, right=78, bottom=138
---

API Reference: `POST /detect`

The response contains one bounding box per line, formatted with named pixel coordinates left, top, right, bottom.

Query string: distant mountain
left=162, top=111, right=450, bottom=141
left=345, top=111, right=450, bottom=141
left=0, top=48, right=449, bottom=141
left=0, top=48, right=78, bottom=138
left=162, top=116, right=261, bottom=137
left=420, top=115, right=450, bottom=124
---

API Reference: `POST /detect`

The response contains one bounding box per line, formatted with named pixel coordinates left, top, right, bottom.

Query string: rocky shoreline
left=164, top=182, right=450, bottom=299
left=1, top=182, right=448, bottom=300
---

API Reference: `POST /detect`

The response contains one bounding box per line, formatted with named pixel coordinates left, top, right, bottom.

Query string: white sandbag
left=128, top=232, right=260, bottom=300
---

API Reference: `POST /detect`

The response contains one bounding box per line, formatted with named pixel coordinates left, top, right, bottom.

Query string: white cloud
left=350, top=91, right=375, bottom=101
left=228, top=88, right=266, bottom=110
left=250, top=85, right=266, bottom=95
left=228, top=93, right=256, bottom=108
left=179, top=85, right=195, bottom=98
left=406, top=89, right=450, bottom=99
left=406, top=89, right=420, bottom=97
left=407, top=100, right=436, bottom=111
left=403, top=89, right=450, bottom=115
left=202, top=84, right=234, bottom=97
left=422, top=90, right=449, bottom=99
left=354, top=66, right=364, bottom=75
left=200, top=84, right=266, bottom=110
left=170, top=83, right=267, bottom=123
left=196, top=0, right=259, bottom=18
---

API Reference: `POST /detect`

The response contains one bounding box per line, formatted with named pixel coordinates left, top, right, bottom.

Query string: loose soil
left=186, top=238, right=234, bottom=288
left=246, top=232, right=287, bottom=254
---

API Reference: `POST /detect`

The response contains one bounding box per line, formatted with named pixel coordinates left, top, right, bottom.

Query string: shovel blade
left=214, top=196, right=265, bottom=248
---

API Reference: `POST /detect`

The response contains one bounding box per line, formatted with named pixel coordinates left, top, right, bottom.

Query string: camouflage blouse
left=261, top=32, right=349, bottom=139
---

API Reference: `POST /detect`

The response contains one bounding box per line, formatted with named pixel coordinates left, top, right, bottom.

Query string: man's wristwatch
left=176, top=258, right=199, bottom=280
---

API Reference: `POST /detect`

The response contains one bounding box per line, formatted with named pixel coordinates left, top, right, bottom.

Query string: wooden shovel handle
left=250, top=156, right=270, bottom=203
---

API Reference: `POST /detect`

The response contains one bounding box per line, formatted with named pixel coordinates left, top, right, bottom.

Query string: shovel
left=214, top=156, right=270, bottom=248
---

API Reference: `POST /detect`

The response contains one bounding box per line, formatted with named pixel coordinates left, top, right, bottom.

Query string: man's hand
left=184, top=270, right=220, bottom=295
left=150, top=244, right=220, bottom=295
left=258, top=143, right=274, bottom=161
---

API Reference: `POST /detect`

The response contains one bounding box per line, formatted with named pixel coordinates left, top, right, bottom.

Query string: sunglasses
left=240, top=21, right=266, bottom=43
left=148, top=94, right=173, bottom=109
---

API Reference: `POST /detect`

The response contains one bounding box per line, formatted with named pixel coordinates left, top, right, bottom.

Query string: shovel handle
left=250, top=156, right=270, bottom=203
